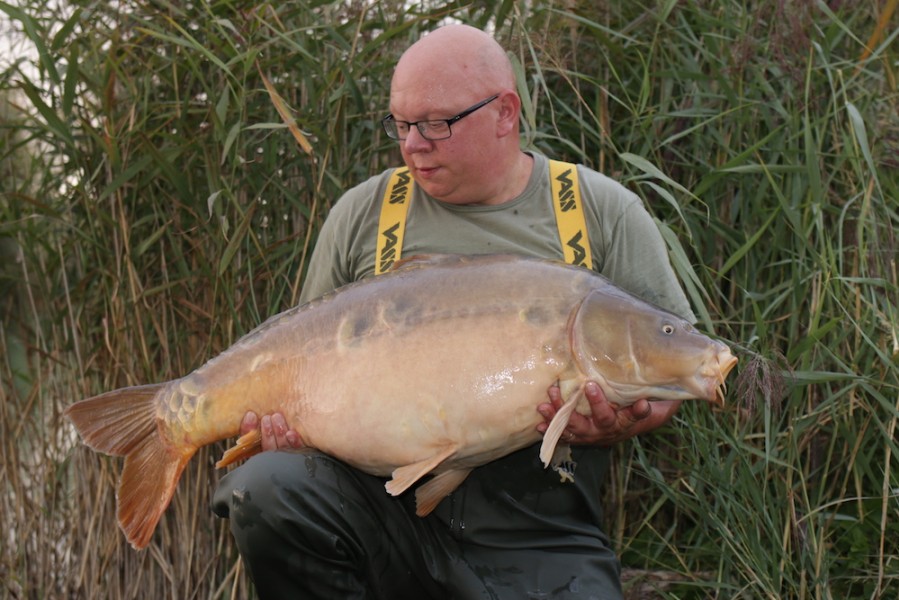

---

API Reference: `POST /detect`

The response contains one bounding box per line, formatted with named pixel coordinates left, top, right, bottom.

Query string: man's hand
left=536, top=381, right=681, bottom=446
left=240, top=411, right=304, bottom=452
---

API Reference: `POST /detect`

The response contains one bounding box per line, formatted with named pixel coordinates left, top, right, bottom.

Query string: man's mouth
left=414, top=165, right=438, bottom=178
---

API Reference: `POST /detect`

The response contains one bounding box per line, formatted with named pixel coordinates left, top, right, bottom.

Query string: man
left=213, top=24, right=694, bottom=599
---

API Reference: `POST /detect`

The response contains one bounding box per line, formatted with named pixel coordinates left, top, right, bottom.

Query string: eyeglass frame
left=381, top=93, right=501, bottom=141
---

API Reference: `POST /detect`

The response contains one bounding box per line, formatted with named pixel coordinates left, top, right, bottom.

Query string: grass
left=1, top=0, right=897, bottom=598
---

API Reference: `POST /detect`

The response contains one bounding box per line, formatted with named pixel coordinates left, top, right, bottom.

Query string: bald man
left=213, top=24, right=694, bottom=599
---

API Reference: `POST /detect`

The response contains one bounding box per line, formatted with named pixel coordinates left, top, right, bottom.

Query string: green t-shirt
left=300, top=152, right=695, bottom=323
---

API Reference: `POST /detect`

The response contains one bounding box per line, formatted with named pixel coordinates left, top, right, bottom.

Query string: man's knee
left=212, top=449, right=345, bottom=523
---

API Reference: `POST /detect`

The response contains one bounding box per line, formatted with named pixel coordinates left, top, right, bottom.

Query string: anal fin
left=385, top=443, right=458, bottom=497
left=215, top=429, right=263, bottom=468
left=414, top=468, right=472, bottom=516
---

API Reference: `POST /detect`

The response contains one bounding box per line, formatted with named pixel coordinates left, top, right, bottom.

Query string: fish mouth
left=708, top=347, right=738, bottom=406
left=657, top=345, right=738, bottom=405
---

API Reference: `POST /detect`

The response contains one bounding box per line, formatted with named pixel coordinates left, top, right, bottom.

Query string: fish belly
left=287, top=304, right=573, bottom=476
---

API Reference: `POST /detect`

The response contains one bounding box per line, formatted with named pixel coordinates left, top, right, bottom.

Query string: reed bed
left=1, top=1, right=896, bottom=598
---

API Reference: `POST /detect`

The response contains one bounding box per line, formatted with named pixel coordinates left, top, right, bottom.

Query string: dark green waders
left=212, top=445, right=623, bottom=600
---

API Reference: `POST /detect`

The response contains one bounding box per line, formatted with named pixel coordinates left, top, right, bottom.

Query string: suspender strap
left=375, top=161, right=591, bottom=274
left=375, top=167, right=413, bottom=275
left=548, top=160, right=592, bottom=269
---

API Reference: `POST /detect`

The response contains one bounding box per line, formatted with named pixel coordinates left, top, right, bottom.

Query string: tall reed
left=2, top=1, right=896, bottom=598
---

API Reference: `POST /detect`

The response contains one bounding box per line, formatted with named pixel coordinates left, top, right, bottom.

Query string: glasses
left=381, top=94, right=500, bottom=141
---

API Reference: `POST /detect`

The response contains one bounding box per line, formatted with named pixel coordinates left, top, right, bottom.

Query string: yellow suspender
left=375, top=161, right=590, bottom=275
left=374, top=167, right=413, bottom=275
left=548, top=160, right=592, bottom=269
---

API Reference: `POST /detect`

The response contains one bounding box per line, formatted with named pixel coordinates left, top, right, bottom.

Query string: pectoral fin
left=385, top=443, right=459, bottom=496
left=414, top=468, right=473, bottom=516
left=539, top=384, right=585, bottom=467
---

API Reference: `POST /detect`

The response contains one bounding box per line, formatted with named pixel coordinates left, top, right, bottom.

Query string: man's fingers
left=587, top=392, right=618, bottom=429
left=630, top=398, right=652, bottom=420
left=614, top=399, right=651, bottom=427
left=285, top=430, right=303, bottom=447
left=540, top=381, right=654, bottom=444
left=240, top=411, right=259, bottom=436
left=547, top=382, right=563, bottom=407
left=260, top=414, right=276, bottom=451
left=584, top=381, right=604, bottom=402
left=271, top=412, right=289, bottom=440
left=243, top=410, right=304, bottom=452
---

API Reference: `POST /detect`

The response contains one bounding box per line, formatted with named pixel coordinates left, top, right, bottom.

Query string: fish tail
left=65, top=383, right=196, bottom=549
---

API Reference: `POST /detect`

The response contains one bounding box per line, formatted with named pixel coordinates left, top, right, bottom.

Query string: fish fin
left=215, top=429, right=263, bottom=468
left=414, top=468, right=473, bottom=516
left=65, top=383, right=196, bottom=550
left=385, top=443, right=459, bottom=497
left=119, top=432, right=195, bottom=549
left=538, top=385, right=585, bottom=467
left=65, top=384, right=163, bottom=455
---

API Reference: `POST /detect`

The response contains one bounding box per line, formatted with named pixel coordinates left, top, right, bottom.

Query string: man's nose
left=402, top=126, right=433, bottom=152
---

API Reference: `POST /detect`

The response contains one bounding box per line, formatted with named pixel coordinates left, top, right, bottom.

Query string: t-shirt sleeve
left=298, top=175, right=385, bottom=304
left=579, top=167, right=696, bottom=322
left=603, top=199, right=696, bottom=321
left=298, top=210, right=350, bottom=304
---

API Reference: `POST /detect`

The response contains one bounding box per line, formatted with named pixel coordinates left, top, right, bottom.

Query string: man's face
left=388, top=77, right=502, bottom=205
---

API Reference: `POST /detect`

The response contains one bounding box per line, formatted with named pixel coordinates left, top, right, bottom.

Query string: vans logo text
left=379, top=222, right=401, bottom=272
left=555, top=169, right=576, bottom=212
left=389, top=170, right=412, bottom=205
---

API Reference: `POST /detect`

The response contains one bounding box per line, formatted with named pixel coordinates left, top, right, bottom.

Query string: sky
left=2, top=8, right=34, bottom=77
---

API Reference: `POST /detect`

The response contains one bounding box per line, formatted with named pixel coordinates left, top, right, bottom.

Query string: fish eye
left=662, top=323, right=675, bottom=335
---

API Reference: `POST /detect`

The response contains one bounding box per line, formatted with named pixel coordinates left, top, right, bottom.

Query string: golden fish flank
left=64, top=253, right=737, bottom=550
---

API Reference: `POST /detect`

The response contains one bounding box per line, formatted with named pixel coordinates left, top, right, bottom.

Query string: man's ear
left=495, top=91, right=521, bottom=137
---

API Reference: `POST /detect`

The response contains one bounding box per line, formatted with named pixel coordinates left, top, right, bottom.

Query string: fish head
left=571, top=288, right=737, bottom=406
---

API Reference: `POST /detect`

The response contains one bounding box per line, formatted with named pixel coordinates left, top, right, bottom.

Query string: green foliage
left=2, top=0, right=896, bottom=598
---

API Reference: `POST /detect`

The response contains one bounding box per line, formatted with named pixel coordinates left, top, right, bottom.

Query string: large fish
left=66, top=254, right=737, bottom=550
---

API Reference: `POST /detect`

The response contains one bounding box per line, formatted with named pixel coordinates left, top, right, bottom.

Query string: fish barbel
left=65, top=254, right=737, bottom=549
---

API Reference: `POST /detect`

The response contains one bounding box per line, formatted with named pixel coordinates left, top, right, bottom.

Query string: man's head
left=387, top=25, right=528, bottom=206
